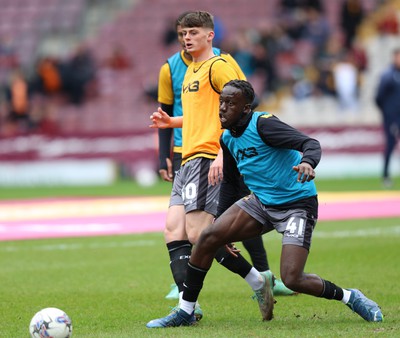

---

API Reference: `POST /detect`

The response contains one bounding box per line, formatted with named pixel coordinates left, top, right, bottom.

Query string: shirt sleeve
left=257, top=115, right=322, bottom=169
left=210, top=59, right=242, bottom=93
left=158, top=63, right=174, bottom=105
left=157, top=103, right=173, bottom=171
left=220, top=52, right=247, bottom=80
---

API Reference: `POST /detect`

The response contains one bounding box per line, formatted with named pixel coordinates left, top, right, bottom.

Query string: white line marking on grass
left=313, top=225, right=400, bottom=238
left=0, top=239, right=158, bottom=252
left=1, top=226, right=399, bottom=253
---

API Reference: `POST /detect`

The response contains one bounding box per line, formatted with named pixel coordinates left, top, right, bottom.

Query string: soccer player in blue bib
left=147, top=79, right=383, bottom=327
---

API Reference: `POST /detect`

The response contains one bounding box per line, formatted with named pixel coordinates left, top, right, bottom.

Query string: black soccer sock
left=182, top=262, right=208, bottom=302
left=167, top=240, right=192, bottom=293
left=319, top=279, right=344, bottom=301
left=242, top=236, right=269, bottom=272
left=214, top=246, right=253, bottom=279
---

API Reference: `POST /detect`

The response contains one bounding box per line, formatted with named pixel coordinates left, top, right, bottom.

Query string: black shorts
left=236, top=194, right=318, bottom=251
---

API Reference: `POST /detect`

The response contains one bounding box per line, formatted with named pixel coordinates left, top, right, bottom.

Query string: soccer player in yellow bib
left=158, top=11, right=294, bottom=310
left=149, top=12, right=292, bottom=327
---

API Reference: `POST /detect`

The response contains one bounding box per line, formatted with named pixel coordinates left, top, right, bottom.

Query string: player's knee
left=187, top=233, right=198, bottom=245
left=164, top=224, right=182, bottom=242
left=197, top=226, right=221, bottom=249
left=280, top=269, right=302, bottom=291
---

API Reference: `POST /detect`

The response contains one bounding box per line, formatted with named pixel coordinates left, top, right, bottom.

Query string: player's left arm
left=258, top=115, right=321, bottom=182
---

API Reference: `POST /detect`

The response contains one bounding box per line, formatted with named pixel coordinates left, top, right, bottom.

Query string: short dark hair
left=175, top=11, right=193, bottom=29
left=224, top=80, right=255, bottom=105
left=180, top=11, right=214, bottom=30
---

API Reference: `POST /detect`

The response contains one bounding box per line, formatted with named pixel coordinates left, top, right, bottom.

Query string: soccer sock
left=214, top=246, right=253, bottom=278
left=180, top=262, right=208, bottom=315
left=180, top=300, right=196, bottom=316
left=341, top=289, right=351, bottom=304
left=167, top=240, right=192, bottom=293
left=242, top=236, right=269, bottom=272
left=319, top=279, right=344, bottom=301
left=245, top=267, right=264, bottom=290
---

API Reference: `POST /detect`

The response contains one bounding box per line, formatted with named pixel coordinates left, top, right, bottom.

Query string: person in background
left=4, top=69, right=33, bottom=134
left=147, top=79, right=384, bottom=327
left=340, top=0, right=365, bottom=49
left=375, top=48, right=400, bottom=188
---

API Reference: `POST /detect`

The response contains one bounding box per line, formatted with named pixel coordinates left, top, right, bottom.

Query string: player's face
left=182, top=27, right=213, bottom=57
left=176, top=25, right=185, bottom=49
left=219, top=86, right=250, bottom=129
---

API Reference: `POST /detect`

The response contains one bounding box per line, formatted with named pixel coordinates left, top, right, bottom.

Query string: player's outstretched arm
left=149, top=107, right=183, bottom=129
left=293, top=162, right=315, bottom=183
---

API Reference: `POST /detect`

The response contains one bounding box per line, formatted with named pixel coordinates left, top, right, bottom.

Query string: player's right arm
left=157, top=63, right=175, bottom=181
left=158, top=103, right=173, bottom=181
left=150, top=108, right=183, bottom=128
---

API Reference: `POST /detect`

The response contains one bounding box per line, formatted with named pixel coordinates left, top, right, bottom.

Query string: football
left=29, top=307, right=73, bottom=338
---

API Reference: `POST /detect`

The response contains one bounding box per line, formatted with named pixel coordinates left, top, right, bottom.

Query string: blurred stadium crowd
left=0, top=0, right=399, bottom=137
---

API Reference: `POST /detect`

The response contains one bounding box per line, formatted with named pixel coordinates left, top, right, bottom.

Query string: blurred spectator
left=229, top=29, right=257, bottom=78
left=375, top=48, right=400, bottom=188
left=213, top=16, right=226, bottom=48
left=376, top=3, right=399, bottom=36
left=280, top=0, right=322, bottom=11
left=62, top=44, right=97, bottom=105
left=349, top=38, right=368, bottom=72
left=3, top=69, right=33, bottom=134
left=301, top=7, right=330, bottom=58
left=340, top=0, right=365, bottom=49
left=332, top=51, right=360, bottom=113
left=0, top=35, right=19, bottom=86
left=257, top=23, right=292, bottom=94
left=34, top=57, right=63, bottom=96
left=104, top=44, right=132, bottom=70
left=162, top=17, right=178, bottom=47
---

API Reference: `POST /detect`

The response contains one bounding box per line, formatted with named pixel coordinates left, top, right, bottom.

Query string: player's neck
left=183, top=50, right=192, bottom=61
left=192, top=47, right=215, bottom=63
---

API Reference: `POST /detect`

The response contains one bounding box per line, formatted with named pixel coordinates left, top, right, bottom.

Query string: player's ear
left=207, top=30, right=215, bottom=41
left=244, top=103, right=252, bottom=113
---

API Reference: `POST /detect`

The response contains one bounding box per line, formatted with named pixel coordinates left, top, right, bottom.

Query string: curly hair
left=224, top=80, right=255, bottom=105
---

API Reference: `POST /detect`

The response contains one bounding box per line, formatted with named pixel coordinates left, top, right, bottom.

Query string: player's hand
left=225, top=243, right=241, bottom=258
left=293, top=162, right=315, bottom=183
left=159, top=158, right=173, bottom=182
left=149, top=107, right=171, bottom=129
left=208, top=151, right=223, bottom=186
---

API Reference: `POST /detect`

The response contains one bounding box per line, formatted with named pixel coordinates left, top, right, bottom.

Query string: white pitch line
left=0, top=239, right=159, bottom=252
left=313, top=225, right=400, bottom=238
left=1, top=226, right=399, bottom=253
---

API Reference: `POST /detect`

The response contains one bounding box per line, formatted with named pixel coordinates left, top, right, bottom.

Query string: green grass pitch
left=1, top=177, right=399, bottom=337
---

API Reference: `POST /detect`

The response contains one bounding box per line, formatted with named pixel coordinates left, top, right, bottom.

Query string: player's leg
left=183, top=157, right=220, bottom=244
left=164, top=151, right=184, bottom=300
left=164, top=205, right=188, bottom=300
left=163, top=167, right=193, bottom=305
left=382, top=119, right=396, bottom=186
left=277, top=203, right=383, bottom=322
left=184, top=204, right=274, bottom=321
left=146, top=204, right=274, bottom=328
left=242, top=236, right=296, bottom=296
